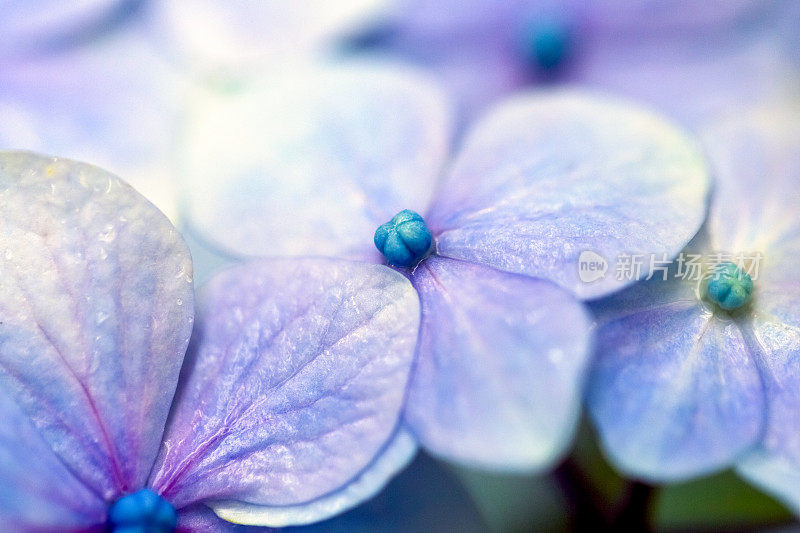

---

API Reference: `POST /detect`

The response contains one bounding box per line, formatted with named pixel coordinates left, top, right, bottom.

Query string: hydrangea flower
left=359, top=0, right=795, bottom=125
left=0, top=151, right=425, bottom=530
left=178, top=66, right=710, bottom=471
left=588, top=99, right=800, bottom=484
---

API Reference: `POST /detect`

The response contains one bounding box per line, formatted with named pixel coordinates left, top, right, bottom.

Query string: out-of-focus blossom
left=360, top=0, right=797, bottom=125
left=0, top=0, right=140, bottom=61
left=588, top=99, right=800, bottom=484
left=0, top=25, right=185, bottom=220
left=145, top=0, right=392, bottom=79
left=0, top=151, right=423, bottom=529
left=178, top=65, right=709, bottom=474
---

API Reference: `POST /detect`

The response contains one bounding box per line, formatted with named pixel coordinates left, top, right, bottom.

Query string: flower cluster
left=0, top=2, right=799, bottom=532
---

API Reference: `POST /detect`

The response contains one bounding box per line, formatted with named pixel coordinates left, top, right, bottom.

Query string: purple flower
left=179, top=66, right=710, bottom=472
left=587, top=99, right=800, bottom=485
left=0, top=151, right=423, bottom=530
left=362, top=0, right=795, bottom=125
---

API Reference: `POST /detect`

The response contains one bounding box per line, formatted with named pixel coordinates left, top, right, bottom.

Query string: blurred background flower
left=355, top=0, right=798, bottom=127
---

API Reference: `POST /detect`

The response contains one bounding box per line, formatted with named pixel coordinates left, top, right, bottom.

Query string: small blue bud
left=524, top=19, right=571, bottom=71
left=705, top=262, right=754, bottom=311
left=375, top=210, right=433, bottom=268
left=108, top=489, right=177, bottom=533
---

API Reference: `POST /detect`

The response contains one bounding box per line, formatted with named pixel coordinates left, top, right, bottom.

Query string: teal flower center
left=705, top=262, right=754, bottom=311
left=108, top=489, right=177, bottom=533
left=374, top=210, right=433, bottom=268
left=524, top=18, right=571, bottom=71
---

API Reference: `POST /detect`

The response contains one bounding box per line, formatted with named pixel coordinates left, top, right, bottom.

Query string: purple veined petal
left=148, top=258, right=420, bottom=526
left=0, top=27, right=186, bottom=220
left=210, top=429, right=416, bottom=527
left=0, top=0, right=131, bottom=60
left=737, top=450, right=800, bottom=516
left=179, top=63, right=451, bottom=261
left=148, top=0, right=391, bottom=77
left=699, top=100, right=800, bottom=467
left=587, top=256, right=765, bottom=482
left=405, top=256, right=592, bottom=471
left=0, top=386, right=106, bottom=530
left=0, top=152, right=194, bottom=498
left=426, top=90, right=710, bottom=300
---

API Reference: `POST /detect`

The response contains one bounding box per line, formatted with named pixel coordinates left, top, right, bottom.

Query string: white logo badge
left=578, top=250, right=607, bottom=283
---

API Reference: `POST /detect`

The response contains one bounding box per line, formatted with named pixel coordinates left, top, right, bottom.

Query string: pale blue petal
left=701, top=101, right=800, bottom=466
left=737, top=450, right=800, bottom=516
left=578, top=36, right=798, bottom=126
left=427, top=90, right=710, bottom=300
left=588, top=266, right=765, bottom=481
left=0, top=29, right=184, bottom=219
left=0, top=386, right=106, bottom=529
left=0, top=0, right=129, bottom=59
left=406, top=256, right=592, bottom=471
left=0, top=152, right=194, bottom=498
left=148, top=0, right=391, bottom=76
left=211, top=429, right=416, bottom=527
left=149, top=258, right=420, bottom=524
left=180, top=63, right=451, bottom=260
left=178, top=504, right=269, bottom=532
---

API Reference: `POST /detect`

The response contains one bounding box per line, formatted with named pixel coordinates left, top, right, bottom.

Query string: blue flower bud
left=375, top=210, right=433, bottom=268
left=524, top=19, right=571, bottom=71
left=705, top=262, right=754, bottom=311
left=108, top=489, right=177, bottom=533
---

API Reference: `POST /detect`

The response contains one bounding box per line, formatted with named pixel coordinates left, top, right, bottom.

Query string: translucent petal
left=0, top=152, right=194, bottom=498
left=0, top=386, right=106, bottom=529
left=737, top=450, right=800, bottom=516
left=149, top=258, right=419, bottom=524
left=149, top=0, right=391, bottom=76
left=211, top=429, right=416, bottom=527
left=588, top=268, right=764, bottom=481
left=0, top=29, right=185, bottom=220
left=406, top=256, right=591, bottom=471
left=180, top=63, right=451, bottom=260
left=296, top=453, right=486, bottom=532
left=577, top=37, right=798, bottom=126
left=701, top=101, right=800, bottom=466
left=0, top=0, right=129, bottom=59
left=427, top=90, right=710, bottom=300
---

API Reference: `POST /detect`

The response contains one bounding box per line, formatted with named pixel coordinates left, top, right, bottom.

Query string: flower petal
left=426, top=90, right=710, bottom=300
left=0, top=386, right=106, bottom=529
left=0, top=0, right=130, bottom=59
left=406, top=256, right=591, bottom=471
left=149, top=0, right=391, bottom=76
left=0, top=152, right=194, bottom=498
left=737, top=450, right=800, bottom=516
left=588, top=267, right=764, bottom=481
left=180, top=64, right=451, bottom=260
left=0, top=29, right=185, bottom=220
left=149, top=258, right=420, bottom=524
left=211, top=429, right=416, bottom=527
left=700, top=101, right=800, bottom=467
